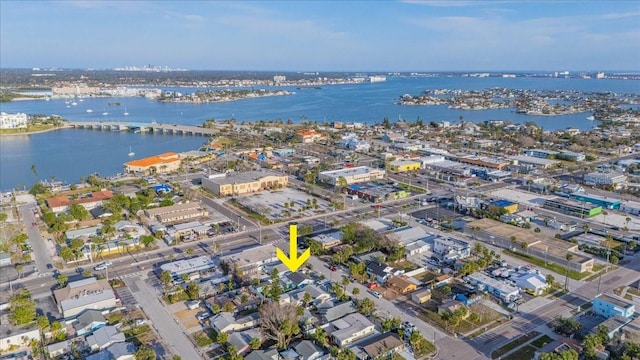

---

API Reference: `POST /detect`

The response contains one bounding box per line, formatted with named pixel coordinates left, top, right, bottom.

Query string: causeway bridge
left=69, top=121, right=217, bottom=136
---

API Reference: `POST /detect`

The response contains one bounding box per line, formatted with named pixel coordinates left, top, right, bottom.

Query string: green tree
left=69, top=204, right=89, bottom=221
left=186, top=281, right=200, bottom=300
left=303, top=292, right=312, bottom=305
left=311, top=327, right=328, bottom=347
left=351, top=287, right=360, bottom=298
left=57, top=273, right=69, bottom=287
left=355, top=297, right=376, bottom=316
left=9, top=289, right=36, bottom=325
left=249, top=337, right=261, bottom=350
left=36, top=315, right=50, bottom=331
left=134, top=346, right=156, bottom=360
left=381, top=316, right=401, bottom=332
left=140, top=235, right=156, bottom=248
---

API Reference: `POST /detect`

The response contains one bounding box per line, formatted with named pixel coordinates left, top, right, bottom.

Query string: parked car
left=329, top=266, right=337, bottom=272
left=94, top=262, right=112, bottom=271
left=370, top=291, right=382, bottom=299
left=367, top=282, right=379, bottom=289
left=196, top=312, right=210, bottom=321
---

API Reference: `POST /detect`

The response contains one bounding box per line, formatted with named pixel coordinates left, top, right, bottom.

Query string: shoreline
left=0, top=124, right=71, bottom=137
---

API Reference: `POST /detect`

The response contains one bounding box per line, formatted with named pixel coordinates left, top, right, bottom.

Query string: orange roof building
left=296, top=129, right=327, bottom=143
left=124, top=152, right=181, bottom=174
left=46, top=190, right=114, bottom=213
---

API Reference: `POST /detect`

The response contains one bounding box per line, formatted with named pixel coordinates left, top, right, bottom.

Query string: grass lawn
left=193, top=329, right=215, bottom=347
left=417, top=304, right=502, bottom=335
left=592, top=264, right=606, bottom=272
left=391, top=259, right=420, bottom=272
left=600, top=239, right=624, bottom=249
left=414, top=271, right=438, bottom=284
left=491, top=331, right=540, bottom=359
left=0, top=124, right=57, bottom=134
left=504, top=345, right=537, bottom=360
left=531, top=334, right=553, bottom=348
left=503, top=250, right=588, bottom=280
left=467, top=319, right=507, bottom=338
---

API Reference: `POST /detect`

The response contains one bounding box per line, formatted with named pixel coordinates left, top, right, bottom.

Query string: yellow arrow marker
left=276, top=224, right=310, bottom=272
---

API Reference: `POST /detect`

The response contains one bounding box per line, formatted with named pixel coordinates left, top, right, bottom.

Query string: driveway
left=125, top=276, right=204, bottom=360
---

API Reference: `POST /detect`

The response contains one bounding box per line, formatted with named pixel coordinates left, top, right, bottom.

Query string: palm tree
left=566, top=253, right=573, bottom=263
left=352, top=287, right=360, bottom=299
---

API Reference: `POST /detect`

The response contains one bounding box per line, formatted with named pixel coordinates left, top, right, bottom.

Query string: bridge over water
left=69, top=121, right=217, bottom=136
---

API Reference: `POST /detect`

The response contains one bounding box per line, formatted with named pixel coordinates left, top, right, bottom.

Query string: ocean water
left=0, top=76, right=638, bottom=190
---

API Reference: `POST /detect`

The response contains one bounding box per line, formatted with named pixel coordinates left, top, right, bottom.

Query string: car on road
left=94, top=262, right=112, bottom=271
left=367, top=282, right=379, bottom=289
left=370, top=291, right=382, bottom=299
left=403, top=321, right=415, bottom=329
left=329, top=266, right=337, bottom=272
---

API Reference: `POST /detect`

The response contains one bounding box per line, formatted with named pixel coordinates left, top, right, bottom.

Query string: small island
left=156, top=88, right=293, bottom=103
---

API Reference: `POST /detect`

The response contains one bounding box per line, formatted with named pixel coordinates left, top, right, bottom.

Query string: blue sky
left=1, top=1, right=638, bottom=71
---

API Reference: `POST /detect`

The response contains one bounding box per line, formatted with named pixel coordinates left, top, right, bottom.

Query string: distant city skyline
left=1, top=1, right=639, bottom=71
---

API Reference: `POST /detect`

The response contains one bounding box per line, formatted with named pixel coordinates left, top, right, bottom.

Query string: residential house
left=85, top=342, right=136, bottom=360
left=386, top=276, right=417, bottom=295
left=73, top=309, right=107, bottom=336
left=366, top=261, right=393, bottom=284
left=433, top=237, right=470, bottom=262
left=533, top=340, right=582, bottom=360
left=0, top=314, right=40, bottom=352
left=293, top=340, right=325, bottom=360
left=381, top=133, right=404, bottom=143
left=355, top=332, right=405, bottom=359
left=318, top=301, right=357, bottom=323
left=46, top=340, right=71, bottom=358
left=285, top=272, right=314, bottom=289
left=329, top=313, right=376, bottom=347
left=245, top=349, right=280, bottom=360
left=297, top=129, right=327, bottom=143
left=227, top=328, right=261, bottom=356
left=86, top=325, right=125, bottom=351
left=466, top=272, right=520, bottom=303
left=289, top=285, right=331, bottom=306
left=592, top=315, right=633, bottom=339
left=438, top=299, right=468, bottom=316
left=210, top=312, right=260, bottom=334
left=46, top=190, right=114, bottom=213
left=411, top=289, right=432, bottom=304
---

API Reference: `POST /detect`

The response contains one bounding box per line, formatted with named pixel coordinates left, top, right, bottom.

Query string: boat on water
left=586, top=115, right=595, bottom=120
left=128, top=146, right=135, bottom=157
left=86, top=109, right=93, bottom=113
left=102, top=110, right=109, bottom=116
left=124, top=108, right=129, bottom=116
left=71, top=102, right=78, bottom=106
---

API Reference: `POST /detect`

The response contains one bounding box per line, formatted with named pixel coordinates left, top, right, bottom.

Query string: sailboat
left=124, top=108, right=129, bottom=116
left=128, top=146, right=135, bottom=157
left=102, top=109, right=109, bottom=116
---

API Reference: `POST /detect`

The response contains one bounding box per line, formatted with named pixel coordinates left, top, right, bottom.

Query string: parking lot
left=411, top=206, right=460, bottom=223
left=235, top=187, right=333, bottom=221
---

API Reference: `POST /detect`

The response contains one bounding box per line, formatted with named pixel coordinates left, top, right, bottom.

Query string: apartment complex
left=144, top=202, right=207, bottom=224
left=201, top=171, right=288, bottom=196
left=124, top=152, right=181, bottom=174
left=318, top=166, right=386, bottom=186
left=46, top=190, right=114, bottom=213
left=0, top=112, right=28, bottom=129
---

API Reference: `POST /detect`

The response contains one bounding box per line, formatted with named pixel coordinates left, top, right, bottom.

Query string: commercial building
left=201, top=171, right=288, bottom=196
left=346, top=183, right=407, bottom=203
left=512, top=272, right=548, bottom=296
left=159, top=256, right=216, bottom=279
left=568, top=193, right=621, bottom=210
left=466, top=272, right=520, bottom=303
left=220, top=244, right=279, bottom=273
left=0, top=112, right=28, bottom=129
left=123, top=152, right=181, bottom=174
left=510, top=155, right=560, bottom=169
left=46, top=190, right=114, bottom=213
left=318, top=166, right=385, bottom=186
left=620, top=200, right=640, bottom=216
left=456, top=155, right=510, bottom=170
left=490, top=199, right=519, bottom=214
left=144, top=202, right=207, bottom=224
left=584, top=172, right=627, bottom=187
left=593, top=293, right=635, bottom=319
left=524, top=149, right=559, bottom=159
left=388, top=159, right=421, bottom=172
left=543, top=198, right=602, bottom=217
left=433, top=237, right=470, bottom=262
left=558, top=151, right=586, bottom=162
left=53, top=278, right=118, bottom=318
left=311, top=231, right=342, bottom=250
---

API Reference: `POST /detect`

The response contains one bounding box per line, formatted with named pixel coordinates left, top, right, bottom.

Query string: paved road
left=125, top=276, right=204, bottom=360
left=469, top=252, right=640, bottom=356
left=20, top=203, right=54, bottom=273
